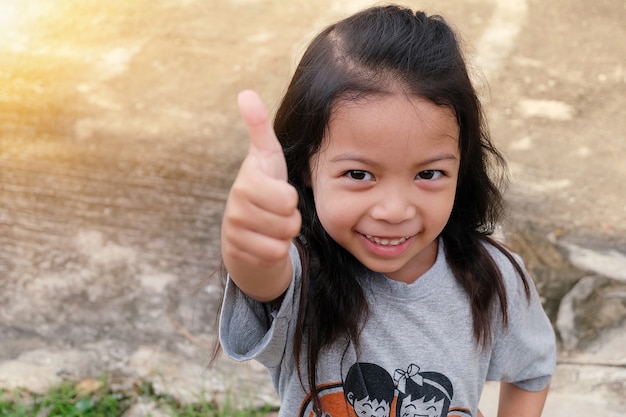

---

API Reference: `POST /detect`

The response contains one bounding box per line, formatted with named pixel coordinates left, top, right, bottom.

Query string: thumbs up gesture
left=221, top=90, right=302, bottom=301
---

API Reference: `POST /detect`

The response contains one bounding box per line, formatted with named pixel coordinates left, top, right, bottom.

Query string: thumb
left=237, top=90, right=288, bottom=181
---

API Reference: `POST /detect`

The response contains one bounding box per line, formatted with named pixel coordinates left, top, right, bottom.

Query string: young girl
left=218, top=5, right=556, bottom=417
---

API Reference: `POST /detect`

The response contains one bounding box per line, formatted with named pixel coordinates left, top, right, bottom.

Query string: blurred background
left=0, top=0, right=624, bottom=415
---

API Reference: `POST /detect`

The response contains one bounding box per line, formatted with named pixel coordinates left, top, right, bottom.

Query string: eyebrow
left=329, top=153, right=458, bottom=165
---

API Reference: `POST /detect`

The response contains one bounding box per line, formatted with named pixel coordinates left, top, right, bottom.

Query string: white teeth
left=365, top=234, right=408, bottom=246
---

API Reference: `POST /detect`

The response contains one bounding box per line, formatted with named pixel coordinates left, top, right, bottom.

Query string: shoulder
left=480, top=238, right=532, bottom=300
left=481, top=238, right=526, bottom=276
left=479, top=238, right=553, bottom=335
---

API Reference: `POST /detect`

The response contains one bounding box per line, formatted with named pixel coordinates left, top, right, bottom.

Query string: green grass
left=0, top=378, right=275, bottom=417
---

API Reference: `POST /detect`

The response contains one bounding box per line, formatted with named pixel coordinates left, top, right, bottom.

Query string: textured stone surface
left=0, top=0, right=624, bottom=415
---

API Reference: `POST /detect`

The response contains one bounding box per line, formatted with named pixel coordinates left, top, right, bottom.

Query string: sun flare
left=0, top=2, right=19, bottom=30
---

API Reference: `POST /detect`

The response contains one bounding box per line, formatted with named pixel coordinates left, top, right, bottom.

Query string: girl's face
left=310, top=93, right=459, bottom=283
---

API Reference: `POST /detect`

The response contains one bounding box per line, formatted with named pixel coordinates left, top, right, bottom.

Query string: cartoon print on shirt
left=394, top=364, right=453, bottom=417
left=298, top=362, right=473, bottom=417
left=345, top=362, right=395, bottom=417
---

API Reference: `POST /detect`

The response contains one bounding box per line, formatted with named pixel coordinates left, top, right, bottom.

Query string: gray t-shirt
left=219, top=241, right=556, bottom=417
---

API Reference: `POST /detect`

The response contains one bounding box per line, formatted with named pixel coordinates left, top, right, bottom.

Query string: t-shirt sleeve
left=486, top=251, right=557, bottom=391
left=218, top=243, right=302, bottom=369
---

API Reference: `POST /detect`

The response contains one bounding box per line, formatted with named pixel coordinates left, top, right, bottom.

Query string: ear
left=346, top=392, right=355, bottom=405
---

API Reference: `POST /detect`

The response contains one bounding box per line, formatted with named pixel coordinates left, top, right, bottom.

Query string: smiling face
left=350, top=395, right=391, bottom=417
left=398, top=395, right=445, bottom=417
left=309, top=92, right=460, bottom=283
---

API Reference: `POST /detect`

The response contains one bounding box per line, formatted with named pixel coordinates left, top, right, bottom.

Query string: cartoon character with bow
left=394, top=364, right=454, bottom=417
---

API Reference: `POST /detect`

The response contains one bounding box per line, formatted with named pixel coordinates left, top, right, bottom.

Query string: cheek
left=313, top=191, right=338, bottom=225
left=312, top=189, right=354, bottom=236
left=427, top=188, right=456, bottom=216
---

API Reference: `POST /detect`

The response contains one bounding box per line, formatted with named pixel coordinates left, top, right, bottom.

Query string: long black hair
left=269, top=5, right=530, bottom=414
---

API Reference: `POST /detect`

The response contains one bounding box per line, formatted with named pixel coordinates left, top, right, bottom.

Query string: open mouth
left=364, top=234, right=410, bottom=246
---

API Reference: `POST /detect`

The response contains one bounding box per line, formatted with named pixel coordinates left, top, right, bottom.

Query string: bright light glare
left=0, top=2, right=19, bottom=30
left=0, top=1, right=53, bottom=36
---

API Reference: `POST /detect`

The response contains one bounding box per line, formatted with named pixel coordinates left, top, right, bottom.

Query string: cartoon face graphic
left=344, top=362, right=395, bottom=417
left=348, top=394, right=391, bottom=417
left=398, top=395, right=445, bottom=417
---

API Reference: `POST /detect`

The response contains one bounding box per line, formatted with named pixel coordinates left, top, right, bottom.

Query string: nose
left=369, top=182, right=417, bottom=223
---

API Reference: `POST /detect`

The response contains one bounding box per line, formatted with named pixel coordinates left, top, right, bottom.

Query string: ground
left=0, top=0, right=624, bottom=415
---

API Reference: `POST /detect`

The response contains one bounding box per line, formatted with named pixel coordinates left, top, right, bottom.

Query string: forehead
left=323, top=93, right=459, bottom=154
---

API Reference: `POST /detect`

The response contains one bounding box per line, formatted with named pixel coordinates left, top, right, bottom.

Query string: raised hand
left=220, top=90, right=301, bottom=301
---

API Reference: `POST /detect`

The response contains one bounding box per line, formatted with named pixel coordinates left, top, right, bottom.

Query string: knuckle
left=287, top=212, right=302, bottom=237
left=287, top=185, right=300, bottom=207
left=229, top=181, right=250, bottom=201
left=253, top=244, right=288, bottom=267
left=222, top=207, right=245, bottom=230
left=221, top=243, right=244, bottom=263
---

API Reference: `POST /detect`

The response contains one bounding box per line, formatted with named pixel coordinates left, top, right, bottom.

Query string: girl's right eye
left=345, top=170, right=373, bottom=180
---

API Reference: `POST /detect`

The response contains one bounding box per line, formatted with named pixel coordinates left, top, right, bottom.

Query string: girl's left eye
left=416, top=170, right=443, bottom=180
left=346, top=170, right=373, bottom=180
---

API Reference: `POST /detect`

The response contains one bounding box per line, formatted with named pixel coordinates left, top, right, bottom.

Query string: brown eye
left=346, top=170, right=373, bottom=180
left=416, top=170, right=443, bottom=180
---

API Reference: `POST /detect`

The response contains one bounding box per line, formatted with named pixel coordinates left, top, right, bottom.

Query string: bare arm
left=497, top=382, right=549, bottom=417
left=221, top=90, right=301, bottom=302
